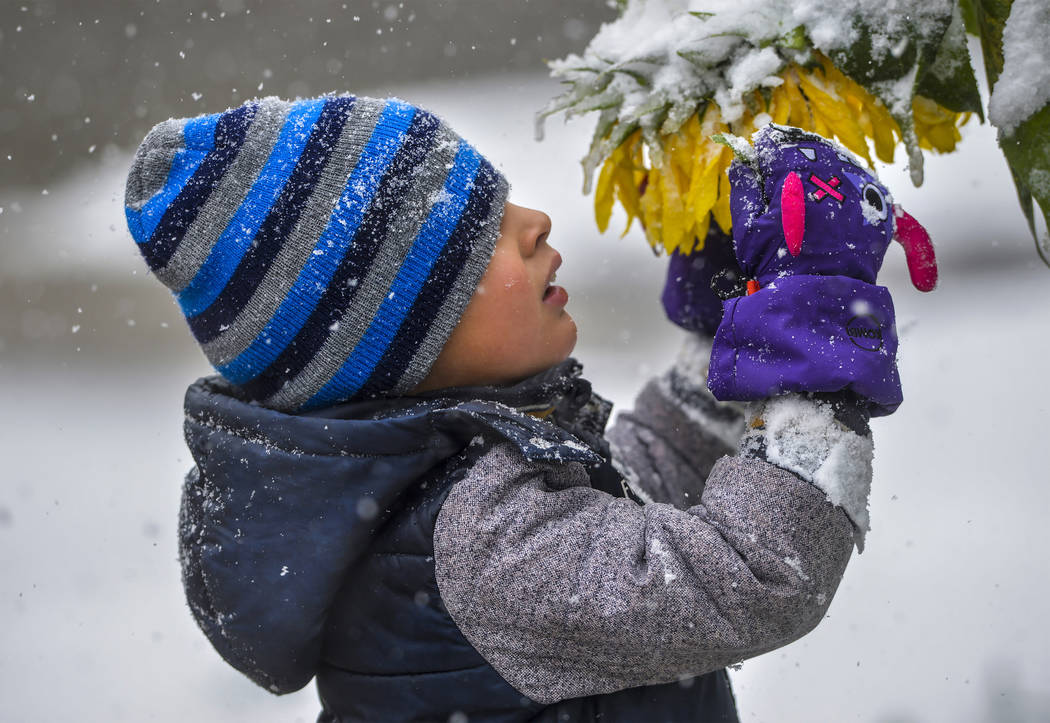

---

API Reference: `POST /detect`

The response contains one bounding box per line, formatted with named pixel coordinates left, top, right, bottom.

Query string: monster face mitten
left=706, top=124, right=938, bottom=416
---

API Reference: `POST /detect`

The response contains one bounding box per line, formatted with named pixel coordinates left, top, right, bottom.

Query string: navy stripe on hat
left=186, top=96, right=356, bottom=344
left=196, top=98, right=389, bottom=368
left=356, top=156, right=502, bottom=398
left=140, top=103, right=259, bottom=271
left=236, top=108, right=443, bottom=402
left=303, top=142, right=482, bottom=408
left=216, top=99, right=418, bottom=385
left=176, top=98, right=326, bottom=316
left=160, top=98, right=293, bottom=293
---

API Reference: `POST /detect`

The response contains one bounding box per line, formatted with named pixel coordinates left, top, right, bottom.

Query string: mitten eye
left=861, top=182, right=889, bottom=221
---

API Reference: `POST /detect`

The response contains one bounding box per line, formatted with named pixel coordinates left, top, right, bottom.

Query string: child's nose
left=521, top=208, right=553, bottom=256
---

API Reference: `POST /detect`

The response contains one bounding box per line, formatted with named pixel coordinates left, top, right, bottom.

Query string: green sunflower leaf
left=916, top=3, right=984, bottom=119
left=998, top=103, right=1050, bottom=266
left=966, top=0, right=1013, bottom=91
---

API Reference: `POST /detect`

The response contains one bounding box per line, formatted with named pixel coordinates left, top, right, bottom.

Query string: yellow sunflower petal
left=712, top=148, right=733, bottom=233
left=659, top=150, right=691, bottom=255
left=869, top=101, right=899, bottom=163
left=796, top=68, right=872, bottom=164
left=927, top=121, right=961, bottom=153
left=610, top=129, right=643, bottom=233
left=912, top=96, right=966, bottom=153
left=769, top=83, right=791, bottom=125
left=613, top=167, right=640, bottom=234
left=639, top=166, right=663, bottom=249
left=688, top=141, right=723, bottom=229
left=782, top=69, right=812, bottom=128
left=594, top=157, right=616, bottom=233
left=912, top=95, right=945, bottom=124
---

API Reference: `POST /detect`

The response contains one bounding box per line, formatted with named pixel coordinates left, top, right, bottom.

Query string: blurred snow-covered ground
left=1, top=73, right=1048, bottom=722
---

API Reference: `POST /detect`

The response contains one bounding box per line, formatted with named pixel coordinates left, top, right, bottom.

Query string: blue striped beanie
left=125, top=95, right=509, bottom=412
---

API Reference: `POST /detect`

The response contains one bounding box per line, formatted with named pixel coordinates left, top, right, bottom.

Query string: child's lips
left=543, top=284, right=569, bottom=306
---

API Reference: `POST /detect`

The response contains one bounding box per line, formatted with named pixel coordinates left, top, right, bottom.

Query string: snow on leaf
left=988, top=0, right=1050, bottom=135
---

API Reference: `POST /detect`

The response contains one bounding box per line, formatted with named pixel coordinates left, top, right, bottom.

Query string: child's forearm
left=433, top=431, right=857, bottom=705
left=608, top=331, right=872, bottom=547
left=605, top=333, right=747, bottom=507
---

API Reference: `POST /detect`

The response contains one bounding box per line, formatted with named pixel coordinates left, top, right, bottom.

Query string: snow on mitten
left=707, top=124, right=938, bottom=417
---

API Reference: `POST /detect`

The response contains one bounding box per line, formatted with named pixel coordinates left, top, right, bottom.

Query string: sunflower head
left=593, top=55, right=969, bottom=256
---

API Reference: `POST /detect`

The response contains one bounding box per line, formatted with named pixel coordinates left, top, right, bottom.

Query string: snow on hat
left=125, top=95, right=509, bottom=412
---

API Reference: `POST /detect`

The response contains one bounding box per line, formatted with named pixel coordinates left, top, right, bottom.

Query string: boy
left=126, top=95, right=909, bottom=722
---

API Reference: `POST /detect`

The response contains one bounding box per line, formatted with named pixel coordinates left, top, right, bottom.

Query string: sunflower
left=593, top=53, right=970, bottom=256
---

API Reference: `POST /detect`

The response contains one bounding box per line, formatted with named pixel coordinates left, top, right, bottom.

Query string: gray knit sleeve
left=605, top=333, right=747, bottom=508
left=433, top=440, right=855, bottom=705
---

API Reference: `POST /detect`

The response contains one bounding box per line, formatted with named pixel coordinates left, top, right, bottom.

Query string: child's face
left=415, top=202, right=577, bottom=392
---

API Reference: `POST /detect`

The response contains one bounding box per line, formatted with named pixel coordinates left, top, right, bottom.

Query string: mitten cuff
left=739, top=394, right=873, bottom=552
left=707, top=275, right=902, bottom=416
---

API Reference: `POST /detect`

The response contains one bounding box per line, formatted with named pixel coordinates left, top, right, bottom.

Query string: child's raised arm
left=433, top=394, right=860, bottom=704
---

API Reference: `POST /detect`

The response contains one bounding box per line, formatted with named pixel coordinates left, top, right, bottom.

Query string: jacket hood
left=179, top=360, right=609, bottom=694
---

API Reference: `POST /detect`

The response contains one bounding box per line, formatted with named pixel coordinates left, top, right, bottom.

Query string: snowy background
left=1, top=3, right=1049, bottom=722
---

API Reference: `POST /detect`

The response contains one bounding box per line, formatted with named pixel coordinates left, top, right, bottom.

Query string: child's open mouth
left=543, top=281, right=568, bottom=305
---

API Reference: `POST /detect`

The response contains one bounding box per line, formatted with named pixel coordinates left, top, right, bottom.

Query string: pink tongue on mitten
left=781, top=172, right=805, bottom=257
left=893, top=206, right=938, bottom=292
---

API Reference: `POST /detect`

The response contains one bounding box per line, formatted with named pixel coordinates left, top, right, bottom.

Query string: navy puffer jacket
left=179, top=361, right=738, bottom=722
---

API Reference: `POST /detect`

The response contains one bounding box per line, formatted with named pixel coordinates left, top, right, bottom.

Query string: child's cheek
left=508, top=276, right=537, bottom=322
left=489, top=261, right=531, bottom=303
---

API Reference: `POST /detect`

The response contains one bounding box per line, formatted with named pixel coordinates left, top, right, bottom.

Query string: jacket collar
left=304, top=357, right=613, bottom=450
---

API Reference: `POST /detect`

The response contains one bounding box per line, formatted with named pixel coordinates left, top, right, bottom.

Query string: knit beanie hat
left=124, top=95, right=509, bottom=412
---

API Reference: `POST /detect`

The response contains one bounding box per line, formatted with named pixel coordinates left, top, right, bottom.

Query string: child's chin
left=555, top=317, right=579, bottom=360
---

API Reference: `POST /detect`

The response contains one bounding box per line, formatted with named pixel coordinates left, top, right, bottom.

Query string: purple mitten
left=661, top=225, right=743, bottom=336
left=707, top=124, right=939, bottom=416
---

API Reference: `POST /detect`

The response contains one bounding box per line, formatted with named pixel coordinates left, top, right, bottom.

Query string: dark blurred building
left=0, top=0, right=615, bottom=187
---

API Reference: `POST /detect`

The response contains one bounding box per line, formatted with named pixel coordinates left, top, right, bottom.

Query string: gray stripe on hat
left=393, top=172, right=510, bottom=394
left=125, top=118, right=185, bottom=212
left=264, top=125, right=464, bottom=411
left=201, top=97, right=388, bottom=366
left=157, top=97, right=292, bottom=291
